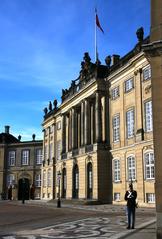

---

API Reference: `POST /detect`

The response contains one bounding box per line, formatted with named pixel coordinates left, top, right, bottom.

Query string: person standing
left=124, top=183, right=137, bottom=229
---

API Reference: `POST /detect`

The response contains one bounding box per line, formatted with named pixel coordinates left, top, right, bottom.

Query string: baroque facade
left=0, top=126, right=43, bottom=200
left=42, top=30, right=155, bottom=207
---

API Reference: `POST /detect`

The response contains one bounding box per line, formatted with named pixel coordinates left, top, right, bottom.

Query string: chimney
left=5, top=125, right=10, bottom=134
left=111, top=54, right=120, bottom=65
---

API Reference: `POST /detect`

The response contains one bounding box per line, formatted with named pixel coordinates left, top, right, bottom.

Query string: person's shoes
left=131, top=226, right=134, bottom=229
left=127, top=226, right=130, bottom=229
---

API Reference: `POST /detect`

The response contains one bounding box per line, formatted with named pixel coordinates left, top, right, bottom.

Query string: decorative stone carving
left=18, top=135, right=21, bottom=141
left=136, top=27, right=144, bottom=42
left=145, top=84, right=152, bottom=94
left=53, top=99, right=57, bottom=109
left=105, top=55, right=111, bottom=67
left=48, top=101, right=52, bottom=111
left=44, top=107, right=48, bottom=115
left=32, top=134, right=36, bottom=141
left=86, top=154, right=92, bottom=162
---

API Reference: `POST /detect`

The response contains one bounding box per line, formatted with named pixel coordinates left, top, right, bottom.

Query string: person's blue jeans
left=127, top=206, right=136, bottom=228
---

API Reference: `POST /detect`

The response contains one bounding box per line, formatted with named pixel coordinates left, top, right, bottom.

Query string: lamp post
left=57, top=171, right=61, bottom=208
left=22, top=177, right=25, bottom=204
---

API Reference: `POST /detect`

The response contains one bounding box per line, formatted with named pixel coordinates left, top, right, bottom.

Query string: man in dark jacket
left=124, top=183, right=137, bottom=229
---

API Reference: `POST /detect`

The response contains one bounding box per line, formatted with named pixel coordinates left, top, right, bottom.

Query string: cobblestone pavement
left=0, top=201, right=156, bottom=239
left=1, top=216, right=155, bottom=239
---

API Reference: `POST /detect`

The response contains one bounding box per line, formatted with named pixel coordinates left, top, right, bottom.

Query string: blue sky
left=0, top=0, right=150, bottom=141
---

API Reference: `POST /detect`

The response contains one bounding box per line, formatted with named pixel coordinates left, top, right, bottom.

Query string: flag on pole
left=95, top=9, right=104, bottom=33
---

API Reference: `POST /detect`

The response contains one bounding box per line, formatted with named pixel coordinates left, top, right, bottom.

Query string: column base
left=157, top=212, right=162, bottom=238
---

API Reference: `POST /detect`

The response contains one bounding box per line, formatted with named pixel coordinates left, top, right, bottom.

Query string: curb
left=110, top=219, right=156, bottom=239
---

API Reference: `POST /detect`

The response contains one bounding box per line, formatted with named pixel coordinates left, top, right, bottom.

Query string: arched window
left=145, top=152, right=154, bottom=179
left=72, top=164, right=79, bottom=199
left=87, top=162, right=93, bottom=199
left=127, top=156, right=136, bottom=181
left=62, top=168, right=67, bottom=198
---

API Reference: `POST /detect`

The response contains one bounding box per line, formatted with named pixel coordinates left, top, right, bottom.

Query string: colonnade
left=61, top=91, right=108, bottom=155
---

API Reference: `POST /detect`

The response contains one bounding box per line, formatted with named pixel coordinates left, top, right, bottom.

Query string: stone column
left=61, top=114, right=66, bottom=154
left=77, top=109, right=81, bottom=148
left=143, top=1, right=162, bottom=237
left=68, top=110, right=72, bottom=151
left=104, top=94, right=110, bottom=144
left=84, top=99, right=90, bottom=145
left=71, top=108, right=75, bottom=149
left=95, top=91, right=102, bottom=143
left=135, top=69, right=144, bottom=141
left=81, top=101, right=84, bottom=146
left=66, top=115, right=69, bottom=152
left=90, top=102, right=94, bottom=144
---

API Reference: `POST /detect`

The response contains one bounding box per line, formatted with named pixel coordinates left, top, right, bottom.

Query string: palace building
left=0, top=126, right=43, bottom=200
left=42, top=29, right=155, bottom=207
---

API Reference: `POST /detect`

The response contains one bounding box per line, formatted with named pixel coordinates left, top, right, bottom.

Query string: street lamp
left=22, top=177, right=25, bottom=204
left=57, top=171, right=61, bottom=208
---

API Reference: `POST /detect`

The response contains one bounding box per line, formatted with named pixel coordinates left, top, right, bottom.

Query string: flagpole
left=95, top=8, right=97, bottom=62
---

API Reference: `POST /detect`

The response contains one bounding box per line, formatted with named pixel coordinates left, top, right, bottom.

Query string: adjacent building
left=42, top=30, right=155, bottom=207
left=0, top=126, right=43, bottom=200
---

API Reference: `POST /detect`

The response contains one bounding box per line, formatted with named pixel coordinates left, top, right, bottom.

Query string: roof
left=0, top=133, right=19, bottom=144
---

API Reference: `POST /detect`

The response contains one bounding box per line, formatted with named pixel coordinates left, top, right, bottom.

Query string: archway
left=62, top=168, right=66, bottom=198
left=18, top=178, right=30, bottom=200
left=72, top=164, right=79, bottom=199
left=87, top=162, right=93, bottom=199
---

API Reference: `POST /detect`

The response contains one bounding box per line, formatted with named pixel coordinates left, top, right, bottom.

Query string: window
left=21, top=150, right=29, bottom=165
left=111, top=86, right=120, bottom=100
left=113, top=114, right=120, bottom=142
left=56, top=140, right=61, bottom=160
left=145, top=152, right=154, bottom=179
left=47, top=169, right=52, bottom=187
left=36, top=149, right=42, bottom=165
left=57, top=121, right=61, bottom=130
left=7, top=174, right=15, bottom=187
left=35, top=174, right=41, bottom=187
left=43, top=170, right=46, bottom=187
left=8, top=151, right=16, bottom=166
left=126, top=109, right=135, bottom=138
left=114, top=193, right=120, bottom=201
left=146, top=193, right=155, bottom=203
left=114, top=159, right=120, bottom=182
left=143, top=65, right=151, bottom=81
left=125, top=78, right=134, bottom=92
left=49, top=143, right=53, bottom=162
left=127, top=156, right=136, bottom=181
left=145, top=101, right=153, bottom=132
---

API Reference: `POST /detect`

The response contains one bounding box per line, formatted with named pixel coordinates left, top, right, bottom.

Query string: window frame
left=144, top=151, right=155, bottom=180
left=113, top=159, right=121, bottom=182
left=144, top=100, right=153, bottom=132
left=36, top=148, right=43, bottom=165
left=124, top=77, right=134, bottom=93
left=126, top=108, right=135, bottom=138
left=127, top=155, right=136, bottom=181
left=21, top=149, right=30, bottom=166
left=143, top=65, right=151, bottom=81
left=111, top=86, right=120, bottom=100
left=8, top=150, right=16, bottom=166
left=113, top=114, right=120, bottom=142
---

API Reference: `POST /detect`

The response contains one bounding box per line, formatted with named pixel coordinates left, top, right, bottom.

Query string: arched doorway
left=62, top=168, right=66, bottom=198
left=87, top=162, right=93, bottom=199
left=72, top=164, right=79, bottom=199
left=18, top=178, right=30, bottom=200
